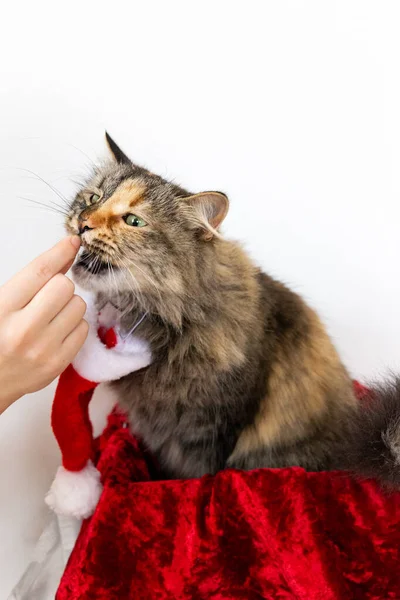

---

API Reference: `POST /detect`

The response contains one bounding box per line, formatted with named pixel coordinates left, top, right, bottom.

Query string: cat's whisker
left=17, top=191, right=70, bottom=215
left=107, top=259, right=117, bottom=295
left=65, top=143, right=96, bottom=168
left=93, top=256, right=103, bottom=276
left=12, top=167, right=71, bottom=207
left=23, top=205, right=65, bottom=218
left=115, top=256, right=145, bottom=308
left=18, top=196, right=69, bottom=217
left=120, top=270, right=142, bottom=310
left=111, top=263, right=121, bottom=303
left=87, top=253, right=100, bottom=274
left=113, top=258, right=144, bottom=311
left=74, top=248, right=102, bottom=284
left=106, top=260, right=112, bottom=294
left=122, top=253, right=163, bottom=307
left=112, top=256, right=141, bottom=305
left=106, top=258, right=120, bottom=301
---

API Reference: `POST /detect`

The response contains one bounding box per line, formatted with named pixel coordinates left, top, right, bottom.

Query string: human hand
left=0, top=236, right=88, bottom=414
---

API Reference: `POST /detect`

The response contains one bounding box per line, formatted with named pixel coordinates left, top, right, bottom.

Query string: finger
left=60, top=319, right=89, bottom=366
left=48, top=294, right=87, bottom=341
left=59, top=256, right=77, bottom=276
left=0, top=236, right=80, bottom=311
left=23, top=274, right=75, bottom=328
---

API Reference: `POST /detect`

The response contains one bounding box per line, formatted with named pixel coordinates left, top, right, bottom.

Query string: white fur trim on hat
left=72, top=288, right=152, bottom=382
left=72, top=322, right=152, bottom=382
left=45, top=461, right=102, bottom=519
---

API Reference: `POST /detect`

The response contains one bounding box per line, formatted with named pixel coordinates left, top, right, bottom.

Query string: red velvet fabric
left=57, top=386, right=400, bottom=600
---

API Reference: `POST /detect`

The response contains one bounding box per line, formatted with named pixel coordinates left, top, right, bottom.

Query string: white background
left=0, top=1, right=399, bottom=596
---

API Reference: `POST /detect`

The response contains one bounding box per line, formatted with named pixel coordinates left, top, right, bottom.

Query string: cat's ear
left=183, top=191, right=229, bottom=240
left=105, top=132, right=131, bottom=165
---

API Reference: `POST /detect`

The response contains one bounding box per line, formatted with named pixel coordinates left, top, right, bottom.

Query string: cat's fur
left=66, top=133, right=400, bottom=485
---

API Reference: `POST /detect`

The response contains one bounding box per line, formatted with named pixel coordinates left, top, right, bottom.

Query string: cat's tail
left=344, top=377, right=400, bottom=487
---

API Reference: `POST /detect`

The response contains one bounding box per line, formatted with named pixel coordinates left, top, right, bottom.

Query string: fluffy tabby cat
left=66, top=133, right=400, bottom=486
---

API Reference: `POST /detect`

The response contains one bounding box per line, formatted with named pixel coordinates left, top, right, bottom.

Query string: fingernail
left=70, top=235, right=81, bottom=250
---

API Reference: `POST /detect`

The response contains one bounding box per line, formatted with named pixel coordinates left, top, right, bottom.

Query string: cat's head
left=66, top=133, right=229, bottom=305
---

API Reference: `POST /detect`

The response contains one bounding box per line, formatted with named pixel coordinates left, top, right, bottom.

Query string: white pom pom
left=45, top=461, right=102, bottom=519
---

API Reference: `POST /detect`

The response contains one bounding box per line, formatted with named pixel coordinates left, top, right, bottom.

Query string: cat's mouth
left=74, top=251, right=115, bottom=275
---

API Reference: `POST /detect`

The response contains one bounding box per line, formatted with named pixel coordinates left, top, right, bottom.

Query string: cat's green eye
left=90, top=193, right=100, bottom=204
left=124, top=214, right=147, bottom=227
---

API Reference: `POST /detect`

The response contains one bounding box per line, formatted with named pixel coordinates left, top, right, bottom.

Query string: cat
left=66, top=132, right=400, bottom=485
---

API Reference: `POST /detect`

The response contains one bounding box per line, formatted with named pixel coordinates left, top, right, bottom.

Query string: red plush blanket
left=57, top=388, right=400, bottom=600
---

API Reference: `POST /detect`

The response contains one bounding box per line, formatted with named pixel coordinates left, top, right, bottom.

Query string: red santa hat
left=45, top=291, right=151, bottom=519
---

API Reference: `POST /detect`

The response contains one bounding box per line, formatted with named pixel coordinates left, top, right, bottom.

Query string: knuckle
left=80, top=319, right=89, bottom=338
left=82, top=319, right=89, bottom=333
left=24, top=348, right=40, bottom=365
left=3, top=323, right=30, bottom=353
left=11, top=332, right=26, bottom=351
left=36, top=262, right=53, bottom=280
left=25, top=343, right=46, bottom=364
left=72, top=295, right=87, bottom=315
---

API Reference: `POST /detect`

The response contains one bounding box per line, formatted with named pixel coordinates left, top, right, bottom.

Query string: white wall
left=0, top=1, right=399, bottom=595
